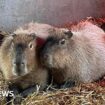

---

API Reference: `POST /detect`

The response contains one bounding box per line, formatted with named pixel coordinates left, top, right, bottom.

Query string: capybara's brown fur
left=0, top=32, right=48, bottom=90
left=40, top=21, right=105, bottom=85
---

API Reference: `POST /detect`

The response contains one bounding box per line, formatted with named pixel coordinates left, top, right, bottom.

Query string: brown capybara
left=40, top=21, right=105, bottom=86
left=0, top=32, right=49, bottom=96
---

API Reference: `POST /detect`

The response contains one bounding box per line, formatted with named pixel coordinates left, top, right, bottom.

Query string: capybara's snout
left=12, top=60, right=27, bottom=76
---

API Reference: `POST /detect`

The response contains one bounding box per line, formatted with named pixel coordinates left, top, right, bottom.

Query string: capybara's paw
left=21, top=85, right=37, bottom=97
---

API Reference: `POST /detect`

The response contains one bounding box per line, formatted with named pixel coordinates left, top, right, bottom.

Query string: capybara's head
left=0, top=33, right=37, bottom=80
left=40, top=29, right=73, bottom=69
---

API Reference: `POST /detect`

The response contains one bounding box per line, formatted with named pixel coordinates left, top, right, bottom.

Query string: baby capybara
left=40, top=21, right=105, bottom=86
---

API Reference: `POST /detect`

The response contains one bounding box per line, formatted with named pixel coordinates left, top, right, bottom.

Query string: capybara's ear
left=64, top=30, right=73, bottom=38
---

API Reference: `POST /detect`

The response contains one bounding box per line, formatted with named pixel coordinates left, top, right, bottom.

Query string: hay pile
left=21, top=83, right=105, bottom=105
left=59, top=17, right=105, bottom=31
left=0, top=78, right=105, bottom=105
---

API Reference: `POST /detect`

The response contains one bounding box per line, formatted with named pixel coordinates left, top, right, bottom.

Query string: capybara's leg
left=7, top=85, right=22, bottom=105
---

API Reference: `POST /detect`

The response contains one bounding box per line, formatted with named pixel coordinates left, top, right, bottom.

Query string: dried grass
left=21, top=83, right=105, bottom=105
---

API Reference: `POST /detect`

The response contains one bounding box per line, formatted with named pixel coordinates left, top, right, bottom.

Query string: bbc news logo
left=0, top=90, right=14, bottom=97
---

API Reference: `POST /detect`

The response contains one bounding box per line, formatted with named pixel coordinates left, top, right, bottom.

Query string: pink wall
left=0, top=0, right=105, bottom=31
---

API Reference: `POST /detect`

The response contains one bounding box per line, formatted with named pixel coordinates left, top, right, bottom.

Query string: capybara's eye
left=28, top=42, right=33, bottom=49
left=59, top=39, right=66, bottom=45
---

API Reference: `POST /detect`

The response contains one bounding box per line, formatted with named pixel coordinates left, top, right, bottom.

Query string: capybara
left=40, top=21, right=105, bottom=86
left=0, top=32, right=49, bottom=97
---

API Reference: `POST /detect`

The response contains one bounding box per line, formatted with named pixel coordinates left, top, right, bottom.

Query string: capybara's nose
left=14, top=61, right=25, bottom=66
